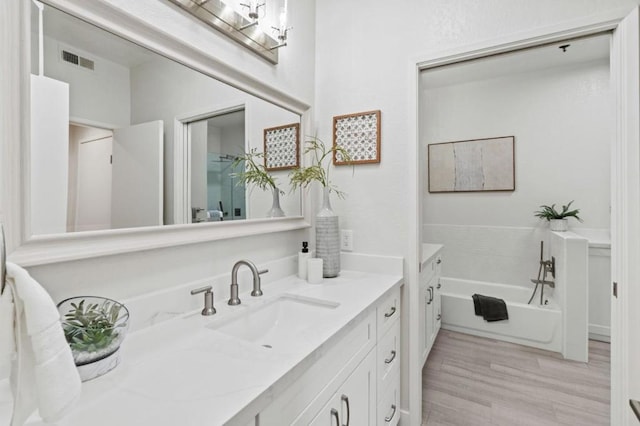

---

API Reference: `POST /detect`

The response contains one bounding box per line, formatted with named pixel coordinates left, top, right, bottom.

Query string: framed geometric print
left=333, top=110, right=381, bottom=165
left=263, top=123, right=300, bottom=171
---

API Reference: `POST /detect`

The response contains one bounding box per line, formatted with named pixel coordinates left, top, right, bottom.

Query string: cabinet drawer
left=377, top=286, right=400, bottom=337
left=259, top=310, right=376, bottom=426
left=377, top=374, right=400, bottom=426
left=377, top=319, right=400, bottom=391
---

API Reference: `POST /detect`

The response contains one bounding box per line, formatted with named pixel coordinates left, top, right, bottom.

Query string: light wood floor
left=422, top=330, right=610, bottom=426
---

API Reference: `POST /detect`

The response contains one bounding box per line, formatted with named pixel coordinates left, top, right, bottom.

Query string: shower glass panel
left=206, top=153, right=246, bottom=221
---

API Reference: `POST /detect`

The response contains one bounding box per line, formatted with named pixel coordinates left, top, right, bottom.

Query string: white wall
left=422, top=59, right=612, bottom=285
left=30, top=75, right=69, bottom=236
left=315, top=0, right=635, bottom=256
left=3, top=0, right=316, bottom=302
left=130, top=57, right=302, bottom=223
left=314, top=1, right=637, bottom=423
left=42, top=34, right=131, bottom=128
left=105, top=0, right=315, bottom=103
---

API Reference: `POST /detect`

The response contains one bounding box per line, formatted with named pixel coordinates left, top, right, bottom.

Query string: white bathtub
left=440, top=277, right=562, bottom=353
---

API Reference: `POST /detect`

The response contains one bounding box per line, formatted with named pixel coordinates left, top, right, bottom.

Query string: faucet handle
left=190, top=285, right=216, bottom=316
left=250, top=269, right=269, bottom=297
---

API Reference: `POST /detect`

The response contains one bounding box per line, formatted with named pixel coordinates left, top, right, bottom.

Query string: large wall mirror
left=28, top=2, right=302, bottom=237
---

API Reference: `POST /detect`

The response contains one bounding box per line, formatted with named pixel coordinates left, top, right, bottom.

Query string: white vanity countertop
left=2, top=269, right=402, bottom=426
left=421, top=243, right=443, bottom=268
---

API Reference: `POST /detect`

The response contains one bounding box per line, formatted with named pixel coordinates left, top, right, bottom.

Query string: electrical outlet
left=341, top=229, right=354, bottom=251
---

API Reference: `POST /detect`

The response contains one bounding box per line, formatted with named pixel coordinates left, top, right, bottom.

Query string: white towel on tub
left=5, top=262, right=81, bottom=426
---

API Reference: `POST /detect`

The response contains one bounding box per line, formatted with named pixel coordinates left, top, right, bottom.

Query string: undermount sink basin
left=208, top=294, right=339, bottom=348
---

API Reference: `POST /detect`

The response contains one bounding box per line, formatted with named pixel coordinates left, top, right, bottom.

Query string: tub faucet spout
left=528, top=241, right=555, bottom=305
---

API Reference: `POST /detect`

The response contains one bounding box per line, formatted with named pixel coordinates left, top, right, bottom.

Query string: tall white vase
left=316, top=187, right=340, bottom=277
left=266, top=187, right=285, bottom=218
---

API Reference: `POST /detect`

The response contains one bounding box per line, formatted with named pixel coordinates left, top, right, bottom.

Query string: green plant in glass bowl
left=58, top=296, right=129, bottom=366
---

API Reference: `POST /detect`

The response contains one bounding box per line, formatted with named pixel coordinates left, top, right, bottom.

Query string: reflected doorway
left=189, top=109, right=246, bottom=223
left=68, top=123, right=113, bottom=232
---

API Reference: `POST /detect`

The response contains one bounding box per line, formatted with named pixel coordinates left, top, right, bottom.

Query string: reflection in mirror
left=190, top=110, right=246, bottom=222
left=29, top=3, right=301, bottom=236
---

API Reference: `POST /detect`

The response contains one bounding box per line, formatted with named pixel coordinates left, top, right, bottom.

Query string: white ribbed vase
left=316, top=187, right=340, bottom=278
left=266, top=187, right=285, bottom=218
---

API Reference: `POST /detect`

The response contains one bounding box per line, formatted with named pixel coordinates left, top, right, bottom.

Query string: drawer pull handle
left=331, top=408, right=339, bottom=425
left=427, top=288, right=432, bottom=305
left=384, top=350, right=397, bottom=364
left=384, top=404, right=397, bottom=422
left=341, top=394, right=350, bottom=426
left=437, top=282, right=441, bottom=289
left=437, top=314, right=441, bottom=320
left=436, top=258, right=442, bottom=264
left=384, top=306, right=396, bottom=318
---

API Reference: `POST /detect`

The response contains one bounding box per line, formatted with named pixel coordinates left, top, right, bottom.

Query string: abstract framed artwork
left=428, top=136, right=515, bottom=193
left=332, top=110, right=381, bottom=165
left=263, top=122, right=300, bottom=171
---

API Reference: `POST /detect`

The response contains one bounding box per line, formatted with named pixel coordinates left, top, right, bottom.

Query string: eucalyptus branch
left=231, top=148, right=284, bottom=194
left=289, top=136, right=353, bottom=199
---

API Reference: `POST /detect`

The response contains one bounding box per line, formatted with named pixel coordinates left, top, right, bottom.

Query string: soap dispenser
left=298, top=241, right=310, bottom=279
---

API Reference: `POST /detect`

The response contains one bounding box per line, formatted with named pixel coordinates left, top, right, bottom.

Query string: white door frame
left=173, top=102, right=246, bottom=224
left=408, top=7, right=639, bottom=426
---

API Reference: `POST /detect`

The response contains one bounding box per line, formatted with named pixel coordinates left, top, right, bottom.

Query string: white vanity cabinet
left=308, top=350, right=376, bottom=426
left=376, top=289, right=401, bottom=426
left=420, top=245, right=443, bottom=365
left=257, top=285, right=402, bottom=426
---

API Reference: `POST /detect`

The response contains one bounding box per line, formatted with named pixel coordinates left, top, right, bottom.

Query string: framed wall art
left=428, top=136, right=515, bottom=193
left=263, top=122, right=300, bottom=171
left=332, top=110, right=381, bottom=165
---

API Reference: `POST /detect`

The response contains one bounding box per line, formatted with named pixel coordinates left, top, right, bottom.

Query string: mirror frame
left=5, top=0, right=311, bottom=266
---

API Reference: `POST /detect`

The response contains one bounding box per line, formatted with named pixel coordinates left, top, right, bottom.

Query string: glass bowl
left=57, top=296, right=130, bottom=366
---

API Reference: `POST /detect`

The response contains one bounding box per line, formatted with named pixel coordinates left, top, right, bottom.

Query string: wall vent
left=61, top=49, right=95, bottom=71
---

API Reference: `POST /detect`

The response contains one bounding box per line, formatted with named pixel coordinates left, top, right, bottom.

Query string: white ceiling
left=420, top=33, right=611, bottom=89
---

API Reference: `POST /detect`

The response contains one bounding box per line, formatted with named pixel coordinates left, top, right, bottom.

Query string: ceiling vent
left=61, top=49, right=95, bottom=71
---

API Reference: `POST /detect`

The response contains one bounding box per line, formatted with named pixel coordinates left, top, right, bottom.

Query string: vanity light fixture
left=240, top=0, right=264, bottom=21
left=167, top=0, right=283, bottom=63
left=270, top=3, right=291, bottom=50
left=238, top=0, right=264, bottom=30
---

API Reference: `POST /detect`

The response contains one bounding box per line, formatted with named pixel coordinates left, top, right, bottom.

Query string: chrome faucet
left=228, top=260, right=268, bottom=305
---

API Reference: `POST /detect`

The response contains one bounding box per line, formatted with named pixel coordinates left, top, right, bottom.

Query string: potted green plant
left=232, top=148, right=285, bottom=217
left=289, top=137, right=352, bottom=277
left=58, top=296, right=129, bottom=381
left=534, top=200, right=582, bottom=231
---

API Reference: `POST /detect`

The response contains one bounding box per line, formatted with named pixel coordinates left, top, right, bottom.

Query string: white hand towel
left=0, top=287, right=16, bottom=379
left=5, top=262, right=81, bottom=426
